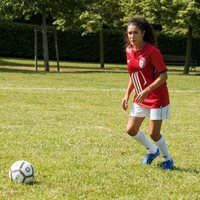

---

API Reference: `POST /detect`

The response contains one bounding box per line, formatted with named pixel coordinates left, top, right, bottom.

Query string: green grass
left=0, top=58, right=200, bottom=200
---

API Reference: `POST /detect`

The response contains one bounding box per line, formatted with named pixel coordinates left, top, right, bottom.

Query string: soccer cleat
left=161, top=158, right=174, bottom=170
left=142, top=148, right=160, bottom=165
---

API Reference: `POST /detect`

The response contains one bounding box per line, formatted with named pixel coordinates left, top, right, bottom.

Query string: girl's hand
left=122, top=95, right=129, bottom=110
left=135, top=90, right=149, bottom=103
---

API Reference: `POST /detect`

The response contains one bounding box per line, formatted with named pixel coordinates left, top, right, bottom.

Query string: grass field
left=0, top=58, right=200, bottom=200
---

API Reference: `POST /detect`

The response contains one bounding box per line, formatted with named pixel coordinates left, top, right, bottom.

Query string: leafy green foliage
left=120, top=0, right=200, bottom=35
left=119, top=0, right=200, bottom=74
left=79, top=0, right=124, bottom=35
left=0, top=0, right=83, bottom=24
left=173, top=0, right=200, bottom=34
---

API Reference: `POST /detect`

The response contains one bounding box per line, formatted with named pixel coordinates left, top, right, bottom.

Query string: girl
left=122, top=16, right=173, bottom=170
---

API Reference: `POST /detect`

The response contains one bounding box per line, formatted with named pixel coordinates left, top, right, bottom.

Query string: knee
left=149, top=131, right=161, bottom=142
left=126, top=125, right=138, bottom=137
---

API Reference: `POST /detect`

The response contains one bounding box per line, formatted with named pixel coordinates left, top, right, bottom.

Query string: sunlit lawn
left=0, top=57, right=200, bottom=200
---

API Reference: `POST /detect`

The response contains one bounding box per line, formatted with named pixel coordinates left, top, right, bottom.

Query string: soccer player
left=121, top=16, right=174, bottom=170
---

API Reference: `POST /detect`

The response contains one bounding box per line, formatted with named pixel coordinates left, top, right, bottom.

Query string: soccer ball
left=9, top=160, right=35, bottom=184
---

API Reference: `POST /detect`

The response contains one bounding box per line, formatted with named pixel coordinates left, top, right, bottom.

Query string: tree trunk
left=55, top=31, right=60, bottom=72
left=42, top=14, right=49, bottom=72
left=183, top=25, right=192, bottom=75
left=34, top=29, right=38, bottom=71
left=100, top=28, right=104, bottom=69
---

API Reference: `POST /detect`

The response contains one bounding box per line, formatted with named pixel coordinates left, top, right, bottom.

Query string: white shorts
left=129, top=103, right=170, bottom=120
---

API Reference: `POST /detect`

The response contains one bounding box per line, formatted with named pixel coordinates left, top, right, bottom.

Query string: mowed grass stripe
left=0, top=86, right=199, bottom=93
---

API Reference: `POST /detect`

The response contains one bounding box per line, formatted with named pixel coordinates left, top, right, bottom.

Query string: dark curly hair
left=125, top=16, right=156, bottom=48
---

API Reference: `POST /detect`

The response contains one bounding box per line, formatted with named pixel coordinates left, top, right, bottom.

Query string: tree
left=0, top=0, right=81, bottom=71
left=1, top=1, right=124, bottom=69
left=120, top=0, right=200, bottom=74
left=78, top=0, right=124, bottom=68
left=170, top=0, right=200, bottom=74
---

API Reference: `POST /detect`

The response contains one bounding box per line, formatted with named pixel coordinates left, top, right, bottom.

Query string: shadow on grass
left=167, top=66, right=200, bottom=76
left=168, top=72, right=200, bottom=76
left=0, top=66, right=128, bottom=74
left=0, top=62, right=199, bottom=75
left=32, top=180, right=42, bottom=185
left=0, top=58, right=127, bottom=71
left=0, top=58, right=34, bottom=67
left=157, top=163, right=200, bottom=174
left=173, top=166, right=200, bottom=174
left=0, top=67, right=47, bottom=74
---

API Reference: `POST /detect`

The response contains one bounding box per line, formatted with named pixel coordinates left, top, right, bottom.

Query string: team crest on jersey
left=139, top=57, right=146, bottom=68
left=126, top=46, right=132, bottom=53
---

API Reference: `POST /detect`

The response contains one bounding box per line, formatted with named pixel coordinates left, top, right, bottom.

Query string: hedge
left=0, top=22, right=200, bottom=65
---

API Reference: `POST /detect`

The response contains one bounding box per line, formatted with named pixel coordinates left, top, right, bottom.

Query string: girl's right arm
left=121, top=77, right=134, bottom=110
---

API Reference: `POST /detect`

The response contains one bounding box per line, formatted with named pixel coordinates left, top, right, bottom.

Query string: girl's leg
left=126, top=116, right=158, bottom=160
left=148, top=120, right=162, bottom=142
left=148, top=120, right=170, bottom=160
left=149, top=120, right=174, bottom=170
left=126, top=116, right=145, bottom=137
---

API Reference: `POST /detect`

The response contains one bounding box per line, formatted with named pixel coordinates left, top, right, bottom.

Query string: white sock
left=133, top=130, right=157, bottom=154
left=155, top=135, right=171, bottom=161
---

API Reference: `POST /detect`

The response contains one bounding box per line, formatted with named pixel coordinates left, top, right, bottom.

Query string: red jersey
left=126, top=43, right=170, bottom=108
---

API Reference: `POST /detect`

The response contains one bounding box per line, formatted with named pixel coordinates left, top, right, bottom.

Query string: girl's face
left=127, top=24, right=145, bottom=47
